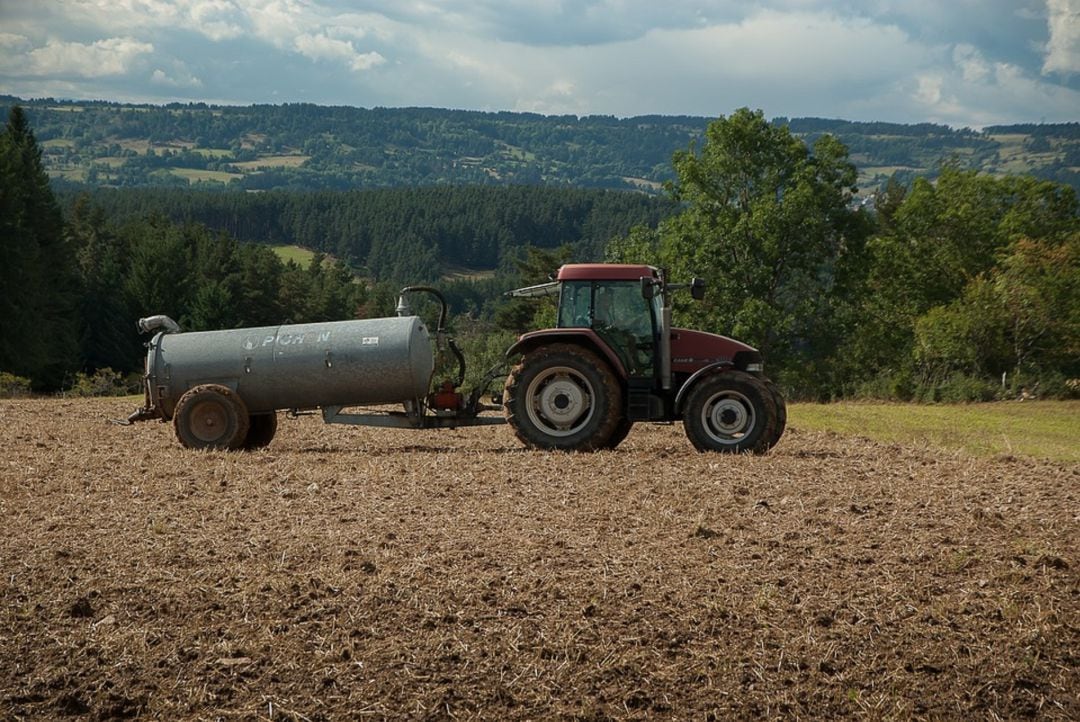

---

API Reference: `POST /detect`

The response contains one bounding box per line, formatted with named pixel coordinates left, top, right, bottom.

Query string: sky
left=0, top=0, right=1078, bottom=128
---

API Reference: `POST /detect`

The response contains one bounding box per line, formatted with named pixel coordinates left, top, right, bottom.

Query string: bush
left=853, top=369, right=916, bottom=401
left=0, top=371, right=33, bottom=398
left=65, top=368, right=142, bottom=397
left=1004, top=370, right=1080, bottom=400
left=929, top=373, right=1000, bottom=403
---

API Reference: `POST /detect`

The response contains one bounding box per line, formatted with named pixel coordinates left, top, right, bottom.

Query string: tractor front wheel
left=173, top=384, right=250, bottom=450
left=682, top=372, right=776, bottom=454
left=505, top=343, right=623, bottom=451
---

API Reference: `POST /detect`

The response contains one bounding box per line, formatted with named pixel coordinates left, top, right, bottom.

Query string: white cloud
left=151, top=67, right=203, bottom=88
left=902, top=36, right=1080, bottom=127
left=954, top=44, right=991, bottom=83
left=1043, top=0, right=1080, bottom=74
left=22, top=37, right=155, bottom=78
left=0, top=33, right=32, bottom=53
left=293, top=32, right=385, bottom=71
left=914, top=74, right=945, bottom=106
left=188, top=0, right=245, bottom=41
left=247, top=0, right=312, bottom=48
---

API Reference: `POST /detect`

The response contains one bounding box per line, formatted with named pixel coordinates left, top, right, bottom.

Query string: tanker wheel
left=682, top=371, right=776, bottom=454
left=242, top=413, right=278, bottom=450
left=602, top=418, right=633, bottom=450
left=504, top=343, right=622, bottom=451
left=173, top=384, right=251, bottom=450
left=763, top=379, right=787, bottom=450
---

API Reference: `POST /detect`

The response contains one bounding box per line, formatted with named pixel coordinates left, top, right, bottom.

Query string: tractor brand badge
left=362, top=336, right=380, bottom=346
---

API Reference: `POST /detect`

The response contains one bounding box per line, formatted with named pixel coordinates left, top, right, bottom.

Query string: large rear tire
left=504, top=343, right=623, bottom=451
left=602, top=418, right=633, bottom=450
left=682, top=371, right=776, bottom=454
left=242, top=413, right=278, bottom=450
left=173, top=384, right=250, bottom=450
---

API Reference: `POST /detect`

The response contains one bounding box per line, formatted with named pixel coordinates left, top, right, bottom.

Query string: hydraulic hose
left=397, top=285, right=464, bottom=388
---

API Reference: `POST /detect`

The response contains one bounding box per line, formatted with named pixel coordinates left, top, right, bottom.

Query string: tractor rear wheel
left=602, top=418, right=633, bottom=450
left=505, top=343, right=623, bottom=451
left=682, top=371, right=776, bottom=454
left=242, top=413, right=278, bottom=450
left=173, top=384, right=250, bottom=450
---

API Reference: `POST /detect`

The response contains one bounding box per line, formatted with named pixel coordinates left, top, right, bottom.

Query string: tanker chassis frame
left=125, top=264, right=785, bottom=454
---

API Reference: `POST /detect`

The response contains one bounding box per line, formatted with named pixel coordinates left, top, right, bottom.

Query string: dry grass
left=231, top=155, right=310, bottom=170
left=169, top=168, right=244, bottom=184
left=1, top=398, right=1076, bottom=720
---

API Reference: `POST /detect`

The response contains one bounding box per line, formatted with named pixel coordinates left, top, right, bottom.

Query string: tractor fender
left=674, top=361, right=735, bottom=414
left=506, top=329, right=628, bottom=381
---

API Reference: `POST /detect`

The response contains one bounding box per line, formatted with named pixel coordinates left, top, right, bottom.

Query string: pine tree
left=0, top=106, right=80, bottom=389
left=69, top=195, right=138, bottom=372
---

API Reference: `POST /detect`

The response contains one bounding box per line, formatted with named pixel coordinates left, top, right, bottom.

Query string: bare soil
left=1, top=398, right=1076, bottom=720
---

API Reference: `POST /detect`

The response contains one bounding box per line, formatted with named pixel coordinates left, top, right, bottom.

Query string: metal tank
left=144, top=316, right=434, bottom=419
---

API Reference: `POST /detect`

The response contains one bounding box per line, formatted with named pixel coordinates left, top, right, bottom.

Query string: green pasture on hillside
left=789, top=401, right=1080, bottom=463
left=270, top=244, right=319, bottom=266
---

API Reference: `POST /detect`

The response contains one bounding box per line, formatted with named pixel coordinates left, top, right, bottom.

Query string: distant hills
left=4, top=96, right=1078, bottom=195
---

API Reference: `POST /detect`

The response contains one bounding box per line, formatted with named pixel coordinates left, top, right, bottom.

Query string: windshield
left=558, top=280, right=657, bottom=376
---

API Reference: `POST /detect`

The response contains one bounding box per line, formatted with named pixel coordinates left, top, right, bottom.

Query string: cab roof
left=556, top=264, right=659, bottom=282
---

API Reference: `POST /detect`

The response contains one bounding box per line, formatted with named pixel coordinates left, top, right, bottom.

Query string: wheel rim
left=187, top=400, right=230, bottom=443
left=700, top=390, right=754, bottom=445
left=524, top=365, right=595, bottom=437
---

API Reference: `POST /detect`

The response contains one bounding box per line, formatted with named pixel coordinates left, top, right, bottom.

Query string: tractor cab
left=555, top=267, right=661, bottom=378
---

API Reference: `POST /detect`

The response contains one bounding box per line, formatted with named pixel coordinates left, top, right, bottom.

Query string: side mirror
left=640, top=277, right=656, bottom=300
left=690, top=277, right=705, bottom=301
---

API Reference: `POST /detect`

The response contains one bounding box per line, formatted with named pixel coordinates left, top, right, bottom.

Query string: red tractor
left=502, top=264, right=785, bottom=453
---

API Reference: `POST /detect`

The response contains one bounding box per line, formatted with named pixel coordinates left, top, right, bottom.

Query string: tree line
left=55, top=186, right=677, bottom=282
left=607, top=109, right=1078, bottom=401
left=2, top=105, right=1077, bottom=400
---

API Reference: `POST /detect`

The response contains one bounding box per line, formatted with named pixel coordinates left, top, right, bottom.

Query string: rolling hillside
left=5, top=97, right=1077, bottom=195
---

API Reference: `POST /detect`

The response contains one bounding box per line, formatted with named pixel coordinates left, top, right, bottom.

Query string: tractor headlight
left=746, top=362, right=764, bottom=373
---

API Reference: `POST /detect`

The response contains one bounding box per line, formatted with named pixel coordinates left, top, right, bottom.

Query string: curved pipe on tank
left=138, top=315, right=181, bottom=334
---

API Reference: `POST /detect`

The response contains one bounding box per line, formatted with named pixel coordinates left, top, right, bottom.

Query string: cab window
left=558, top=280, right=656, bottom=377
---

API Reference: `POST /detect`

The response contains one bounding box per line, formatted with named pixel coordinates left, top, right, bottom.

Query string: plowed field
left=1, top=398, right=1076, bottom=720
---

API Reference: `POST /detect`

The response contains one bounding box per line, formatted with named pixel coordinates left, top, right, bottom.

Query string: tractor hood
left=669, top=328, right=762, bottom=374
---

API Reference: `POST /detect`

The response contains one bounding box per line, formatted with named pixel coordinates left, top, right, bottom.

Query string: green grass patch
left=790, top=401, right=1080, bottom=462
left=441, top=265, right=497, bottom=281
left=270, top=244, right=319, bottom=266
left=190, top=147, right=234, bottom=158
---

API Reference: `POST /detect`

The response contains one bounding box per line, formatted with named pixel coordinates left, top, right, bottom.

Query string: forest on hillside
left=4, top=97, right=1078, bottom=195
left=56, top=186, right=678, bottom=280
